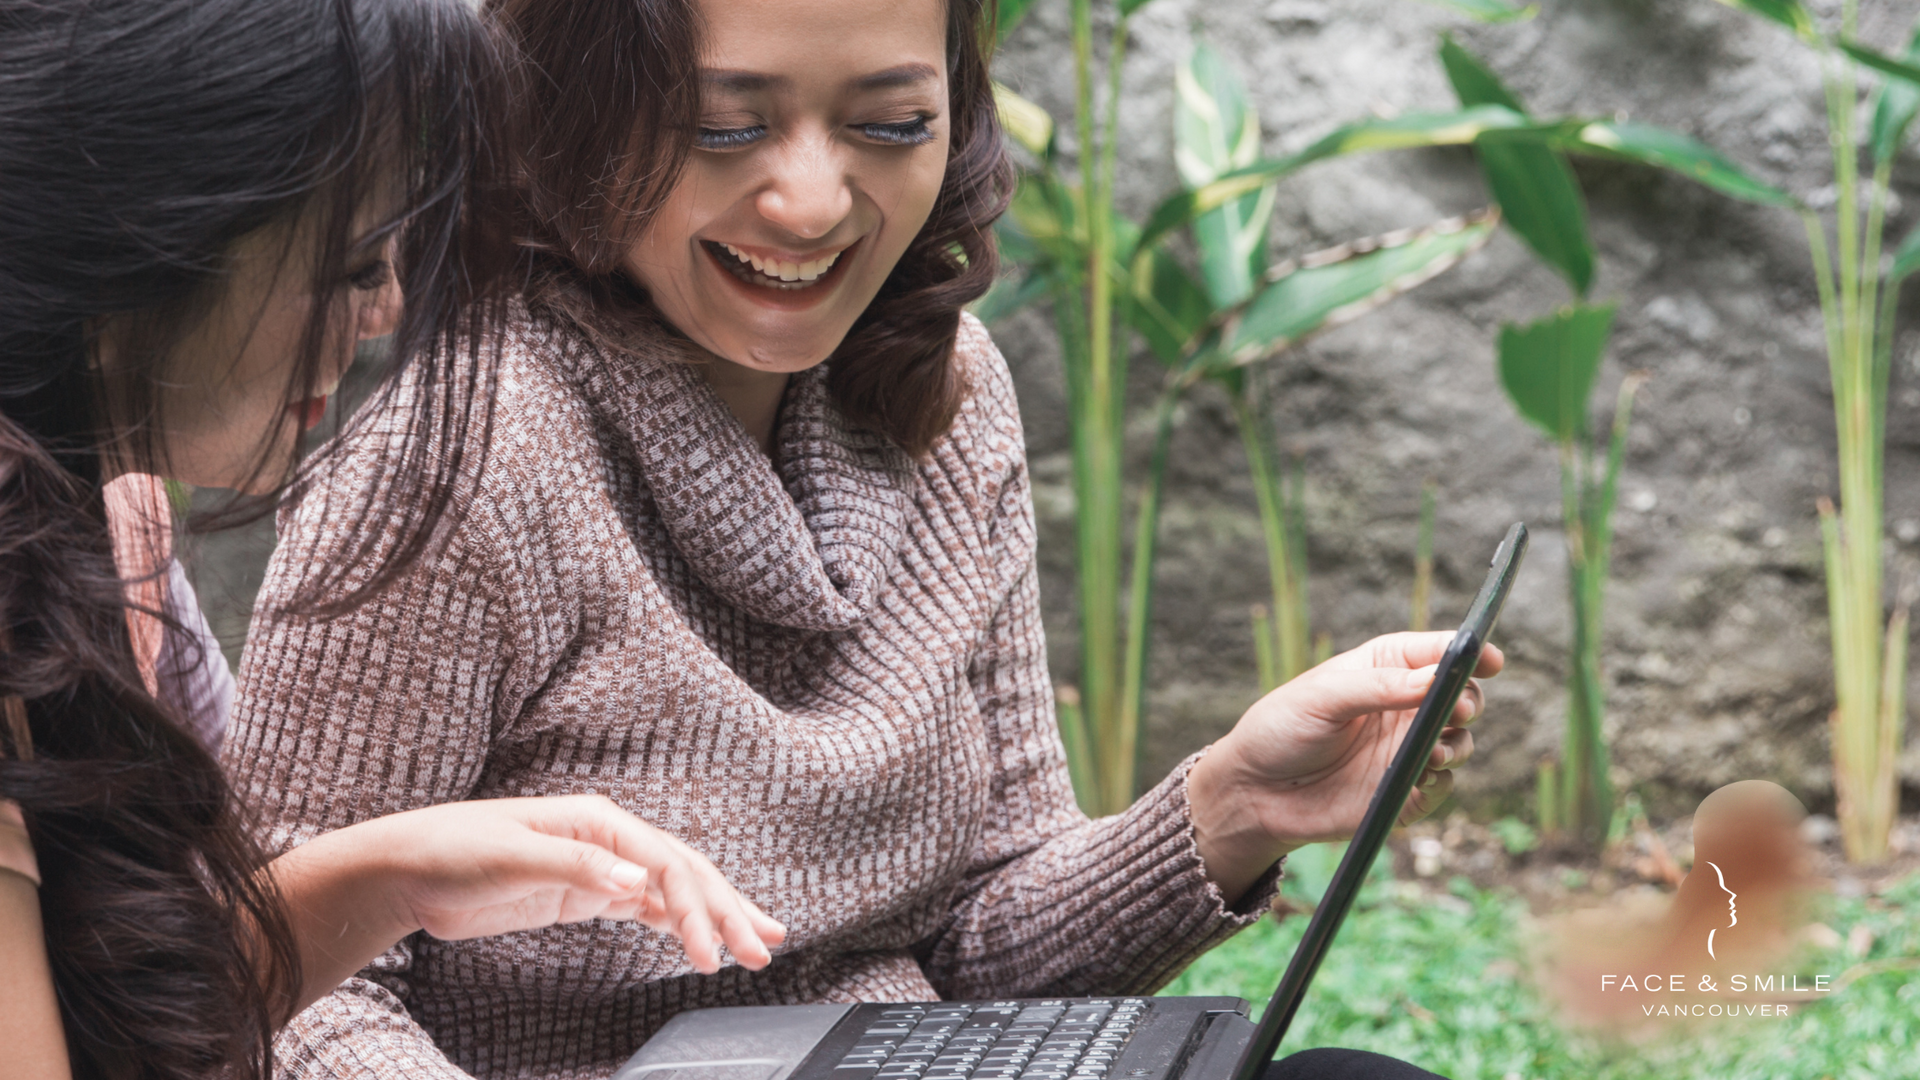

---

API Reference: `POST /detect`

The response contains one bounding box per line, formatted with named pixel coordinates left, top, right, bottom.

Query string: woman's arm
left=268, top=796, right=784, bottom=1019
left=223, top=437, right=580, bottom=1077
left=1, top=803, right=70, bottom=1080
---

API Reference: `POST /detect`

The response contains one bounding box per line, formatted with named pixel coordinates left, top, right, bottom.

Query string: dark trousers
left=1265, top=1048, right=1448, bottom=1080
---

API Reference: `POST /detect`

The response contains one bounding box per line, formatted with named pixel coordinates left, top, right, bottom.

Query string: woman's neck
left=699, top=353, right=791, bottom=458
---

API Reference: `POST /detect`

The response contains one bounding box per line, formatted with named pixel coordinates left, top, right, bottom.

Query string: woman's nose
left=754, top=139, right=854, bottom=240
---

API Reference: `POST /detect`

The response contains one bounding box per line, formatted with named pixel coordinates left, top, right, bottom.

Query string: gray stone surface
left=989, top=0, right=1920, bottom=817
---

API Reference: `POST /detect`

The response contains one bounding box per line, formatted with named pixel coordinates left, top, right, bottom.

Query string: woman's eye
left=347, top=261, right=392, bottom=291
left=859, top=116, right=935, bottom=146
left=696, top=125, right=767, bottom=150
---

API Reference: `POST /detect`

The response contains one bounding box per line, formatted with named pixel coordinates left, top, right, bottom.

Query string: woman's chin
left=695, top=326, right=847, bottom=376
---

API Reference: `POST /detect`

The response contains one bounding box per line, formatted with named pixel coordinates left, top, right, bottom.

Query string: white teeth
left=715, top=242, right=843, bottom=287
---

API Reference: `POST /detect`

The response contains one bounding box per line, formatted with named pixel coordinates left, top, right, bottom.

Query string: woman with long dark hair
left=0, top=2, right=782, bottom=1078
left=227, top=1, right=1496, bottom=1078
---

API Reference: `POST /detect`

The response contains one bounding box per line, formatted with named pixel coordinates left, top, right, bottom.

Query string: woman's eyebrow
left=699, top=63, right=940, bottom=94
left=703, top=69, right=780, bottom=92
left=851, top=63, right=939, bottom=91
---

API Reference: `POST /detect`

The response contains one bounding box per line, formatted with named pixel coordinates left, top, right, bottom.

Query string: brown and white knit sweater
left=224, top=310, right=1280, bottom=1080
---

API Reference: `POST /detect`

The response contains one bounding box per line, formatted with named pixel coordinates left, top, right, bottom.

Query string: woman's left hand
left=1185, top=631, right=1502, bottom=903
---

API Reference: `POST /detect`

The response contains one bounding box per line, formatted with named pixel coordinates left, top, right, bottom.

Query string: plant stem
left=1411, top=479, right=1436, bottom=632
left=1116, top=387, right=1180, bottom=797
left=1557, top=439, right=1613, bottom=845
left=1067, top=0, right=1129, bottom=814
left=1812, top=38, right=1895, bottom=862
left=1234, top=382, right=1309, bottom=683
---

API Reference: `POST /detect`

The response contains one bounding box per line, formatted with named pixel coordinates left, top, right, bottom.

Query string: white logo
left=1705, top=860, right=1738, bottom=960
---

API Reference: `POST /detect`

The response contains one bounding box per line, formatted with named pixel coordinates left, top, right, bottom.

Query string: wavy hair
left=485, top=0, right=1015, bottom=456
left=0, top=0, right=511, bottom=1075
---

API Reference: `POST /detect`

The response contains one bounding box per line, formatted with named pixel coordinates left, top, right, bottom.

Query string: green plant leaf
left=1441, top=37, right=1594, bottom=296
left=1558, top=121, right=1799, bottom=207
left=1176, top=42, right=1274, bottom=308
left=1496, top=302, right=1618, bottom=443
left=1479, top=143, right=1595, bottom=295
left=1413, top=0, right=1538, bottom=22
left=1118, top=0, right=1159, bottom=14
left=995, top=0, right=1040, bottom=43
left=1438, top=35, right=1526, bottom=113
left=1892, top=221, right=1920, bottom=283
left=1869, top=23, right=1920, bottom=164
left=1135, top=105, right=1538, bottom=258
left=1221, top=212, right=1499, bottom=364
left=163, top=479, right=193, bottom=516
left=1128, top=247, right=1217, bottom=365
left=1010, top=173, right=1075, bottom=247
left=1105, top=215, right=1216, bottom=365
left=972, top=268, right=1055, bottom=325
left=1489, top=816, right=1540, bottom=855
left=994, top=81, right=1055, bottom=158
left=1711, top=0, right=1817, bottom=40
left=1843, top=40, right=1920, bottom=89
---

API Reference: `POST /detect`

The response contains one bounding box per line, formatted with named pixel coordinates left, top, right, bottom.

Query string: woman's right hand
left=271, top=795, right=786, bottom=1016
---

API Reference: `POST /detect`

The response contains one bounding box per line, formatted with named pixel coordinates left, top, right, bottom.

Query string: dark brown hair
left=0, top=0, right=511, bottom=1075
left=485, top=0, right=1015, bottom=456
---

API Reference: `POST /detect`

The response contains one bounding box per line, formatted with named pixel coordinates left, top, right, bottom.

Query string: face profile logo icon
left=1704, top=860, right=1737, bottom=959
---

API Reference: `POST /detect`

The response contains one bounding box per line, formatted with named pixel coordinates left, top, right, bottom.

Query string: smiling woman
left=223, top=2, right=1491, bottom=1079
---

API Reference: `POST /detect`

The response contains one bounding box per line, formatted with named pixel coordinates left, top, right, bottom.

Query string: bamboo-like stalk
left=1553, top=374, right=1643, bottom=843
left=1411, top=479, right=1436, bottom=632
left=1536, top=759, right=1560, bottom=838
left=1251, top=604, right=1280, bottom=693
left=1114, top=386, right=1180, bottom=796
left=1064, top=0, right=1124, bottom=814
left=1233, top=385, right=1311, bottom=684
left=1806, top=13, right=1903, bottom=862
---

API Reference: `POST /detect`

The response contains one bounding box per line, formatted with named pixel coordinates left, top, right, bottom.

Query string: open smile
left=703, top=239, right=858, bottom=294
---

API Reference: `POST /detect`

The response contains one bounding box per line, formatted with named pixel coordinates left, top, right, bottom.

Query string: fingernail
left=608, top=862, right=646, bottom=890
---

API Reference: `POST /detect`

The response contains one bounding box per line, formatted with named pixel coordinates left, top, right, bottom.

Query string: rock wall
left=989, top=0, right=1920, bottom=817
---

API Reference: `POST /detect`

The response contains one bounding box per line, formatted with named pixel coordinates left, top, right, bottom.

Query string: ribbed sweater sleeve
left=916, top=327, right=1281, bottom=1000
left=226, top=488, right=533, bottom=1080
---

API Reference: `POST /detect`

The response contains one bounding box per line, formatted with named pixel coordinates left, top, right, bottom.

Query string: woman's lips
left=701, top=238, right=860, bottom=310
left=289, top=394, right=328, bottom=431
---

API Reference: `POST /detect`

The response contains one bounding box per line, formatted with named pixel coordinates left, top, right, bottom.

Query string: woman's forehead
left=695, top=0, right=948, bottom=81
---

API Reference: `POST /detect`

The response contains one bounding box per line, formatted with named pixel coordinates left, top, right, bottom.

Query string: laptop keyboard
left=832, top=1000, right=1150, bottom=1080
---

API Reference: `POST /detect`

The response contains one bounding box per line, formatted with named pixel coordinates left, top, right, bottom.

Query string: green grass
left=1161, top=859, right=1920, bottom=1079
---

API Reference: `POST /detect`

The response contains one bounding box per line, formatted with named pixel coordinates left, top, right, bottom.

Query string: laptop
left=615, top=524, right=1528, bottom=1080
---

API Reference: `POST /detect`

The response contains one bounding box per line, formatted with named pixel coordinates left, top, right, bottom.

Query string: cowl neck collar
left=549, top=320, right=916, bottom=633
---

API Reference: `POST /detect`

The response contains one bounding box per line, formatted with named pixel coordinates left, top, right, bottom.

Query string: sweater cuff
left=1086, top=752, right=1283, bottom=994
left=1158, top=751, right=1284, bottom=923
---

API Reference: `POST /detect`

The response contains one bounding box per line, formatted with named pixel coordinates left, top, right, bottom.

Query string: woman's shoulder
left=914, top=313, right=1031, bottom=539
left=939, top=311, right=1025, bottom=470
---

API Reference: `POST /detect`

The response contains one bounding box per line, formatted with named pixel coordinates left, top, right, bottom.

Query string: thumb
left=1288, top=664, right=1436, bottom=725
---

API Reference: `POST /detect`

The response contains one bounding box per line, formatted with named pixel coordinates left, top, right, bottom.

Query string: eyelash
left=696, top=125, right=767, bottom=150
left=692, top=115, right=937, bottom=151
left=347, top=261, right=392, bottom=291
left=860, top=116, right=935, bottom=146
